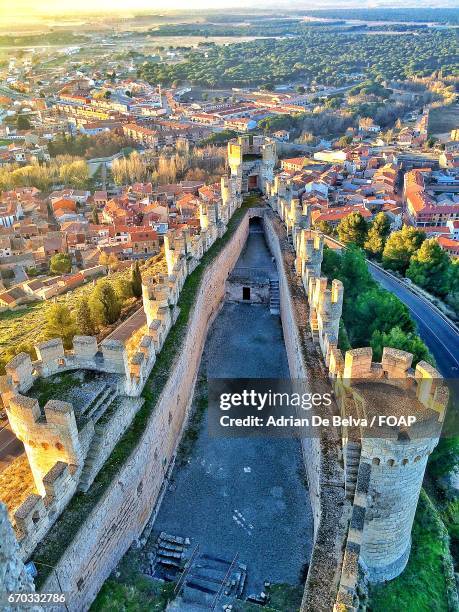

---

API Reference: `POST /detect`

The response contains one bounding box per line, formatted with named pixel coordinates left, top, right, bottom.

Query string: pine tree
left=131, top=261, right=142, bottom=298
left=351, top=287, right=414, bottom=346
left=371, top=326, right=433, bottom=368
left=75, top=299, right=96, bottom=336
left=44, top=303, right=76, bottom=349
left=50, top=253, right=72, bottom=274
left=337, top=212, right=368, bottom=247
left=89, top=281, right=121, bottom=326
left=314, top=220, right=335, bottom=236
left=382, top=225, right=425, bottom=274
left=406, top=238, right=451, bottom=297
left=364, top=212, right=391, bottom=259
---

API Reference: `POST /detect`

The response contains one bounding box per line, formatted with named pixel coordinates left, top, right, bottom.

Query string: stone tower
left=339, top=348, right=447, bottom=583
left=142, top=278, right=170, bottom=329
left=6, top=395, right=82, bottom=497
left=227, top=135, right=277, bottom=194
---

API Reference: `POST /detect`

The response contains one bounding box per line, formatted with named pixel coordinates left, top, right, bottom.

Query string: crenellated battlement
left=267, top=167, right=447, bottom=611
left=7, top=393, right=81, bottom=494
left=295, top=229, right=324, bottom=283
left=4, top=337, right=133, bottom=399
left=227, top=135, right=277, bottom=194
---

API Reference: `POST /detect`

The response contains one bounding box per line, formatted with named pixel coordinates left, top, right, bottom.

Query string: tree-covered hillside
left=139, top=29, right=458, bottom=88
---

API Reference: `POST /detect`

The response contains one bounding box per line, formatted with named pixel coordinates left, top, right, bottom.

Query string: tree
left=130, top=262, right=143, bottom=298
left=296, top=85, right=306, bottom=94
left=321, top=245, right=342, bottom=279
left=89, top=281, right=121, bottom=326
left=406, top=238, right=451, bottom=297
left=382, top=225, right=425, bottom=274
left=371, top=326, right=433, bottom=367
left=99, top=252, right=109, bottom=267
left=45, top=303, right=75, bottom=349
left=351, top=287, right=414, bottom=346
left=382, top=128, right=394, bottom=144
left=336, top=135, right=353, bottom=147
left=339, top=244, right=375, bottom=300
left=91, top=207, right=99, bottom=225
left=314, top=220, right=334, bottom=236
left=337, top=244, right=376, bottom=326
left=59, top=160, right=89, bottom=189
left=17, top=115, right=31, bottom=130
left=50, top=253, right=71, bottom=275
left=113, top=277, right=133, bottom=302
left=446, top=259, right=459, bottom=314
left=107, top=253, right=119, bottom=272
left=364, top=212, right=391, bottom=259
left=337, top=212, right=368, bottom=247
left=75, top=299, right=96, bottom=336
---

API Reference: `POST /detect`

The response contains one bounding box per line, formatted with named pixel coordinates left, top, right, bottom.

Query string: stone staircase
left=344, top=442, right=361, bottom=500
left=84, top=384, right=119, bottom=423
left=78, top=393, right=124, bottom=492
left=182, top=553, right=246, bottom=608
left=269, top=279, right=280, bottom=315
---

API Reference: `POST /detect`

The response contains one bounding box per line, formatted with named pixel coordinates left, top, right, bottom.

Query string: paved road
left=325, top=236, right=459, bottom=380
left=105, top=306, right=146, bottom=344
left=368, top=263, right=459, bottom=379
left=0, top=423, right=24, bottom=473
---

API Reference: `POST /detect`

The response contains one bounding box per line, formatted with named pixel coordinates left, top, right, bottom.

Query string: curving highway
left=368, top=263, right=459, bottom=379
left=324, top=235, right=459, bottom=379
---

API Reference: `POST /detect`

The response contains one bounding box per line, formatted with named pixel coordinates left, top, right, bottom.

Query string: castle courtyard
left=151, top=224, right=314, bottom=595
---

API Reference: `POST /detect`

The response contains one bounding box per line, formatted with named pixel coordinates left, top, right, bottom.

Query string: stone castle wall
left=262, top=211, right=348, bottom=612
left=0, top=502, right=40, bottom=612
left=39, top=211, right=253, bottom=611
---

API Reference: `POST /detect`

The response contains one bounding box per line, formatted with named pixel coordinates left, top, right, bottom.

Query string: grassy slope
left=90, top=551, right=175, bottom=612
left=370, top=489, right=452, bottom=611
left=0, top=267, right=130, bottom=362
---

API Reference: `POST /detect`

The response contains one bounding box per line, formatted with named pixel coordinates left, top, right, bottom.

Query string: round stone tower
left=340, top=347, right=447, bottom=582
left=360, top=425, right=439, bottom=581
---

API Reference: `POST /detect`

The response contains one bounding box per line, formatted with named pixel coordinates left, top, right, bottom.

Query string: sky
left=3, top=0, right=261, bottom=14
left=0, top=0, right=457, bottom=18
